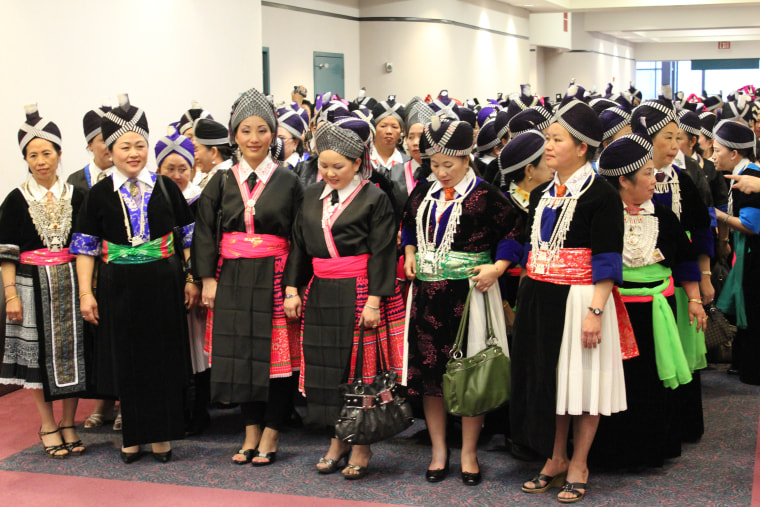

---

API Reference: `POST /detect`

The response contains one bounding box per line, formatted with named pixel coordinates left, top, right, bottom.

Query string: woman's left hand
left=689, top=301, right=708, bottom=333
left=185, top=282, right=201, bottom=309
left=471, top=264, right=500, bottom=292
left=582, top=311, right=602, bottom=349
left=361, top=305, right=381, bottom=329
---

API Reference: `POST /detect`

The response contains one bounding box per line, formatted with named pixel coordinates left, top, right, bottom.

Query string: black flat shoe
left=120, top=450, right=143, bottom=464
left=461, top=470, right=482, bottom=486
left=251, top=451, right=277, bottom=467
left=152, top=449, right=172, bottom=463
left=425, top=449, right=450, bottom=483
left=461, top=458, right=482, bottom=486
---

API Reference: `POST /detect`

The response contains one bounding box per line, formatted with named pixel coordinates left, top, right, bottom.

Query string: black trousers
left=240, top=376, right=297, bottom=431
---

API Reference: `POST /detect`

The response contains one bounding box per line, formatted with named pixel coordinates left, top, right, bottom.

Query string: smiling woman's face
left=109, top=131, right=148, bottom=178
left=318, top=149, right=361, bottom=190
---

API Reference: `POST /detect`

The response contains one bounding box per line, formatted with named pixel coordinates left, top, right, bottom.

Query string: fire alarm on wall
left=384, top=62, right=393, bottom=73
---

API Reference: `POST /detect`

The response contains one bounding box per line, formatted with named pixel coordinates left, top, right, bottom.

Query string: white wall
left=262, top=0, right=361, bottom=104
left=537, top=14, right=635, bottom=99
left=0, top=0, right=262, bottom=199
left=635, top=41, right=760, bottom=62
left=529, top=12, right=571, bottom=50
left=358, top=0, right=532, bottom=103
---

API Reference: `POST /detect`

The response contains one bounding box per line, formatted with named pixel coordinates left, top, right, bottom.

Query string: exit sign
left=718, top=41, right=731, bottom=50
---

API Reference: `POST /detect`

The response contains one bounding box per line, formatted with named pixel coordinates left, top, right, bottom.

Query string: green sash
left=101, top=233, right=175, bottom=265
left=416, top=250, right=492, bottom=282
left=717, top=231, right=747, bottom=329
left=620, top=263, right=692, bottom=389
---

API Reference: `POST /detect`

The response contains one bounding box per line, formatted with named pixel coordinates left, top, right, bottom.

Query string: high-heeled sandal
left=316, top=450, right=350, bottom=474
left=112, top=413, right=123, bottom=431
left=231, top=448, right=257, bottom=465
left=39, top=428, right=68, bottom=459
left=58, top=425, right=86, bottom=456
left=342, top=451, right=372, bottom=481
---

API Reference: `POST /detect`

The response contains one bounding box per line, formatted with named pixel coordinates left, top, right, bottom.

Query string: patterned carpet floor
left=1, top=366, right=757, bottom=506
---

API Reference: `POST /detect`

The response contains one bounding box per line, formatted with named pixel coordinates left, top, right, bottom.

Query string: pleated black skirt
left=300, top=277, right=356, bottom=427
left=210, top=256, right=276, bottom=403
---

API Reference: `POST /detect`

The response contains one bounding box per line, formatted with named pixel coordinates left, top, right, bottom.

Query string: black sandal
left=58, top=425, right=86, bottom=456
left=38, top=428, right=68, bottom=459
left=558, top=482, right=587, bottom=503
left=522, top=472, right=567, bottom=493
left=232, top=448, right=257, bottom=465
left=316, top=450, right=350, bottom=474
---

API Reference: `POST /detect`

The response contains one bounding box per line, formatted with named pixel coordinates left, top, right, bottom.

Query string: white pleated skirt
left=555, top=285, right=627, bottom=416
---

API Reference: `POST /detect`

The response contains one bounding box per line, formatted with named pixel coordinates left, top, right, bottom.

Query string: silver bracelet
left=284, top=293, right=298, bottom=299
left=365, top=304, right=380, bottom=312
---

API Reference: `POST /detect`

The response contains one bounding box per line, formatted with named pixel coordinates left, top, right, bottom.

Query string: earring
left=528, top=176, right=533, bottom=181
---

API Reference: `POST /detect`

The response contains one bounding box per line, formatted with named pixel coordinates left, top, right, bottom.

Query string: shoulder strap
left=156, top=175, right=175, bottom=223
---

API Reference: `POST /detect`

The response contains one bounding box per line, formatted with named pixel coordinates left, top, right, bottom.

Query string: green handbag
left=442, top=285, right=511, bottom=417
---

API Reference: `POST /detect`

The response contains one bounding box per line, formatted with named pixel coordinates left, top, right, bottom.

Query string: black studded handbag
left=334, top=327, right=414, bottom=445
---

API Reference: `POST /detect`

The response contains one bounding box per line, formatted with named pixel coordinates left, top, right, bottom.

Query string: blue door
left=313, top=52, right=345, bottom=99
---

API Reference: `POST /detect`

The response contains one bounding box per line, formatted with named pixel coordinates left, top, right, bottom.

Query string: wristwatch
left=588, top=307, right=603, bottom=316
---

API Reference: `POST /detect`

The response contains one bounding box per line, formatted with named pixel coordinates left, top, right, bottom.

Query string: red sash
left=527, top=248, right=593, bottom=285
left=312, top=254, right=369, bottom=279
left=527, top=248, right=638, bottom=360
left=20, top=248, right=75, bottom=265
left=220, top=233, right=288, bottom=259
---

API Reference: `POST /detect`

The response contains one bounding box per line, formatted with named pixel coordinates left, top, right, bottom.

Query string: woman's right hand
left=201, top=278, right=217, bottom=310
left=80, top=294, right=99, bottom=325
left=404, top=252, right=417, bottom=280
left=284, top=294, right=302, bottom=320
left=6, top=297, right=22, bottom=323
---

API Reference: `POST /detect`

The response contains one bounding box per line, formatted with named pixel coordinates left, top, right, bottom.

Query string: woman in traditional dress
left=387, top=99, right=435, bottom=210
left=512, top=86, right=627, bottom=503
left=402, top=117, right=515, bottom=486
left=714, top=120, right=760, bottom=385
left=193, top=88, right=302, bottom=466
left=678, top=110, right=727, bottom=215
left=371, top=97, right=409, bottom=177
left=67, top=105, right=114, bottom=193
left=497, top=129, right=554, bottom=307
left=631, top=99, right=713, bottom=443
left=192, top=118, right=233, bottom=191
left=154, top=131, right=211, bottom=436
left=72, top=95, right=197, bottom=463
left=0, top=105, right=87, bottom=458
left=591, top=126, right=707, bottom=469
left=283, top=119, right=404, bottom=480
left=156, top=131, right=200, bottom=207
left=277, top=105, right=309, bottom=170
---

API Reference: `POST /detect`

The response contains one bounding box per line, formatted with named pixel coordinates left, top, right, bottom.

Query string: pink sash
left=220, top=233, right=288, bottom=259
left=231, top=161, right=277, bottom=234
left=321, top=181, right=368, bottom=258
left=20, top=248, right=75, bottom=265
left=312, top=254, right=369, bottom=279
left=404, top=160, right=415, bottom=195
